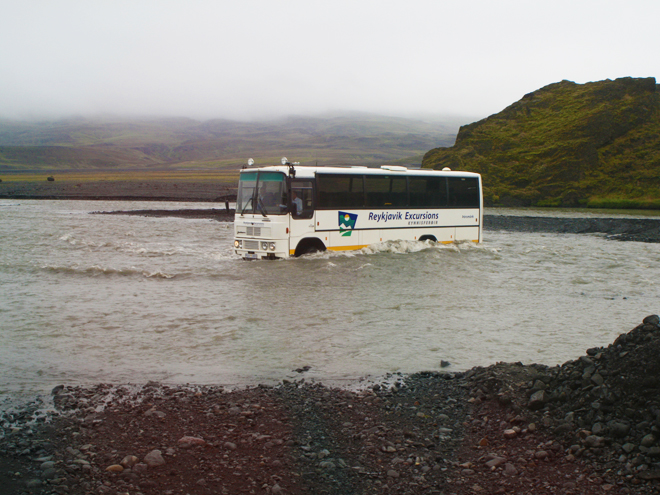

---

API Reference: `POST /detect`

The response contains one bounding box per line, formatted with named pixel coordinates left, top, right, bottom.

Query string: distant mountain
left=422, top=77, right=660, bottom=209
left=0, top=114, right=459, bottom=172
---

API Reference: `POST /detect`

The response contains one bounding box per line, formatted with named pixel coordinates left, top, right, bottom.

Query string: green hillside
left=422, top=77, right=660, bottom=208
left=0, top=114, right=458, bottom=173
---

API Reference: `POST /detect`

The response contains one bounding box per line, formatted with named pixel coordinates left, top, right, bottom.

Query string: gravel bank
left=0, top=180, right=234, bottom=203
left=2, top=317, right=660, bottom=494
left=485, top=215, right=660, bottom=243
left=4, top=179, right=660, bottom=242
left=92, top=208, right=236, bottom=222
left=96, top=209, right=660, bottom=244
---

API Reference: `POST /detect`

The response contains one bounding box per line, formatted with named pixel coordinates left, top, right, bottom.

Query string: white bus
left=234, top=158, right=482, bottom=259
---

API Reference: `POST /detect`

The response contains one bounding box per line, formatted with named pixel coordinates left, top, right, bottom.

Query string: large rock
left=178, top=436, right=205, bottom=447
left=120, top=455, right=139, bottom=468
left=641, top=434, right=657, bottom=448
left=608, top=422, right=630, bottom=438
left=528, top=390, right=549, bottom=410
left=144, top=450, right=165, bottom=467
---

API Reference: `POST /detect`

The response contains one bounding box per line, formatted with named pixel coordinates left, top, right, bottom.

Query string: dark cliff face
left=423, top=77, right=660, bottom=208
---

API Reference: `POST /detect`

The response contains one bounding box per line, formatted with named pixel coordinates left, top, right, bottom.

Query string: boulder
left=143, top=450, right=165, bottom=467
left=528, top=390, right=549, bottom=410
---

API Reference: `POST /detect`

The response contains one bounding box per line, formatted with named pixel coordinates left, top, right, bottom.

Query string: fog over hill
left=0, top=114, right=461, bottom=172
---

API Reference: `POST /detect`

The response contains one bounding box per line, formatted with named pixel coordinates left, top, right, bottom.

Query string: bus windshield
left=237, top=171, right=287, bottom=215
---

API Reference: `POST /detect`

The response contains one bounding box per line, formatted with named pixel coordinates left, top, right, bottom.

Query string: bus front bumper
left=234, top=239, right=288, bottom=260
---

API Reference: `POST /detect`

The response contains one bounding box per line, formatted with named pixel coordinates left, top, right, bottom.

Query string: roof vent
left=380, top=165, right=407, bottom=171
left=442, top=167, right=452, bottom=171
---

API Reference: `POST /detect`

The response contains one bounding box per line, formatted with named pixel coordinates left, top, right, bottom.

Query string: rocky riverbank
left=0, top=180, right=235, bottom=203
left=96, top=208, right=660, bottom=243
left=3, top=179, right=660, bottom=242
left=92, top=208, right=236, bottom=222
left=2, top=316, right=660, bottom=495
left=485, top=215, right=660, bottom=243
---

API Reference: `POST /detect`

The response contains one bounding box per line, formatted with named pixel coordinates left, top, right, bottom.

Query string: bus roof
left=239, top=165, right=481, bottom=179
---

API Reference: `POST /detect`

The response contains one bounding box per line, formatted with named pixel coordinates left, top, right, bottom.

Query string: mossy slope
left=422, top=77, right=660, bottom=208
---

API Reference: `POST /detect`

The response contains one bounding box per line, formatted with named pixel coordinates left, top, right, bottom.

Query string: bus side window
left=390, top=177, right=407, bottom=207
left=291, top=181, right=314, bottom=219
left=447, top=177, right=479, bottom=207
left=365, top=175, right=408, bottom=207
left=317, top=175, right=364, bottom=209
left=409, top=177, right=447, bottom=207
left=365, top=176, right=389, bottom=207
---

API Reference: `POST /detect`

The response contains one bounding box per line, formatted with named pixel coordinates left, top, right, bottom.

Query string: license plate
left=245, top=253, right=258, bottom=260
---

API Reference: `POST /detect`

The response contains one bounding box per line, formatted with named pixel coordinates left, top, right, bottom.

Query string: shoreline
left=93, top=208, right=660, bottom=243
left=0, top=179, right=236, bottom=203
left=484, top=215, right=660, bottom=243
left=3, top=179, right=660, bottom=242
left=0, top=195, right=226, bottom=202
left=2, top=316, right=660, bottom=494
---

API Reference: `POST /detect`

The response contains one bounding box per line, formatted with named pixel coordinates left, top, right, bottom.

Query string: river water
left=1, top=200, right=659, bottom=403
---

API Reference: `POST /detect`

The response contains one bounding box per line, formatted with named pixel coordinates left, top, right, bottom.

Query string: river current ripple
left=1, top=200, right=659, bottom=401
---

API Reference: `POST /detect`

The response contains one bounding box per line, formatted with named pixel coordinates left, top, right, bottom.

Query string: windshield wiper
left=257, top=197, right=268, bottom=217
left=240, top=192, right=267, bottom=217
left=240, top=196, right=254, bottom=215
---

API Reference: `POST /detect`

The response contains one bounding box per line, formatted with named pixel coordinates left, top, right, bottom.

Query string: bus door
left=288, top=180, right=315, bottom=255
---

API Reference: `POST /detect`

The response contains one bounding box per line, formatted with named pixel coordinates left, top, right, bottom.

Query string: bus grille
left=246, top=227, right=261, bottom=236
left=243, top=240, right=260, bottom=250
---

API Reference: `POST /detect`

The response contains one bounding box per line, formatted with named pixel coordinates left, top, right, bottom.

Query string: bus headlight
left=261, top=241, right=268, bottom=251
left=269, top=242, right=276, bottom=251
left=234, top=240, right=242, bottom=249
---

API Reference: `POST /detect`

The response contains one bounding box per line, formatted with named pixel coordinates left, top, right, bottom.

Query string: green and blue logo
left=338, top=211, right=358, bottom=236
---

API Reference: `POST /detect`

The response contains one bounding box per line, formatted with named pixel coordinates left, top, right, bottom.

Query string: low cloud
left=1, top=0, right=657, bottom=121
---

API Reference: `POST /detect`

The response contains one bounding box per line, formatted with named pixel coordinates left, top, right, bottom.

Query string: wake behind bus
left=234, top=157, right=482, bottom=259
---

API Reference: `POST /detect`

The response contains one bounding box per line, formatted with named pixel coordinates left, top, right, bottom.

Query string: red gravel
left=4, top=363, right=659, bottom=495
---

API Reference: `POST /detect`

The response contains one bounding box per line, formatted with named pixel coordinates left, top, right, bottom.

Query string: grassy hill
left=0, top=114, right=459, bottom=173
left=422, top=77, right=660, bottom=209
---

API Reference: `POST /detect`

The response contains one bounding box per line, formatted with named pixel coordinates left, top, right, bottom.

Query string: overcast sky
left=1, top=0, right=658, bottom=122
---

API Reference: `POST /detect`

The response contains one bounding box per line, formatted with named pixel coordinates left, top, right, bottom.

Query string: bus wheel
left=295, top=238, right=326, bottom=257
left=419, top=235, right=437, bottom=242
